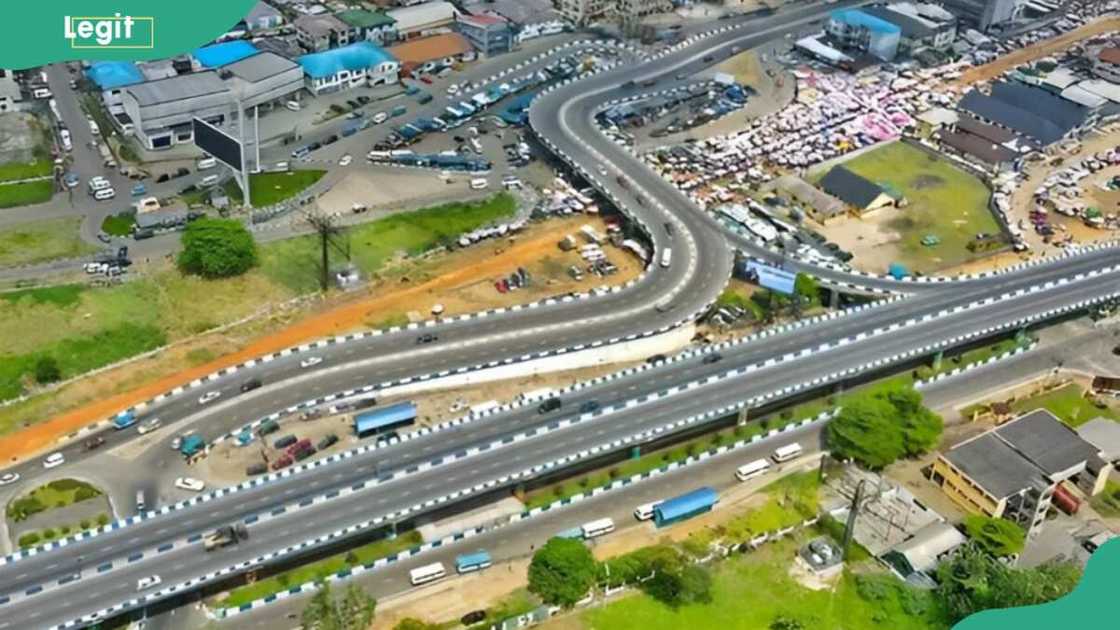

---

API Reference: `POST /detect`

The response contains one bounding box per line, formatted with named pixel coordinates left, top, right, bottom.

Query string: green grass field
left=225, top=170, right=326, bottom=207
left=836, top=142, right=1000, bottom=273
left=219, top=531, right=422, bottom=608
left=0, top=160, right=52, bottom=183
left=6, top=478, right=103, bottom=522
left=100, top=213, right=136, bottom=237
left=1009, top=383, right=1120, bottom=427
left=0, top=218, right=97, bottom=267
left=582, top=538, right=947, bottom=630
left=260, top=192, right=518, bottom=292
left=0, top=180, right=54, bottom=209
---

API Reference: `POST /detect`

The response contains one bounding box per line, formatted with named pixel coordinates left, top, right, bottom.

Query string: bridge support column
left=828, top=288, right=839, bottom=309
left=1015, top=327, right=1029, bottom=345
left=630, top=446, right=641, bottom=460
left=932, top=350, right=944, bottom=371
left=737, top=406, right=749, bottom=426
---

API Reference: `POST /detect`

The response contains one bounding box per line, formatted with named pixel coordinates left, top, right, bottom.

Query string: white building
left=298, top=42, right=399, bottom=96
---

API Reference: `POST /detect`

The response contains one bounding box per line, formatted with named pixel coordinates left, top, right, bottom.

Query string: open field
left=0, top=160, right=51, bottom=183
left=1008, top=383, right=1120, bottom=427
left=260, top=193, right=517, bottom=292
left=0, top=180, right=54, bottom=209
left=0, top=217, right=97, bottom=267
left=225, top=170, right=326, bottom=207
left=821, top=142, right=999, bottom=274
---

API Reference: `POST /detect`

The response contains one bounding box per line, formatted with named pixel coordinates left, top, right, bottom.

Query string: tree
left=300, top=582, right=376, bottom=630
left=34, top=356, right=61, bottom=384
left=935, top=544, right=1080, bottom=623
left=963, top=516, right=1026, bottom=557
left=794, top=273, right=819, bottom=303
left=177, top=217, right=258, bottom=279
left=826, top=395, right=903, bottom=469
left=528, top=537, right=599, bottom=606
left=770, top=616, right=805, bottom=630
left=643, top=563, right=713, bottom=608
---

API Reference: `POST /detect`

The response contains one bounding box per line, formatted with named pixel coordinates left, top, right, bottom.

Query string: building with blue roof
left=194, top=41, right=260, bottom=69
left=653, top=487, right=720, bottom=527
left=87, top=61, right=144, bottom=91
left=299, top=42, right=399, bottom=96
left=826, top=9, right=901, bottom=61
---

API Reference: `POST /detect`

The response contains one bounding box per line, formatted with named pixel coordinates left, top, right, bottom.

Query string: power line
left=300, top=208, right=350, bottom=292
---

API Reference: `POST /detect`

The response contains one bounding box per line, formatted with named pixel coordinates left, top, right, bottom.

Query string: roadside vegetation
left=100, top=212, right=136, bottom=237
left=17, top=513, right=111, bottom=548
left=0, top=160, right=52, bottom=183
left=0, top=179, right=54, bottom=210
left=0, top=194, right=516, bottom=415
left=0, top=217, right=97, bottom=267
left=223, top=170, right=327, bottom=208
left=6, top=478, right=104, bottom=522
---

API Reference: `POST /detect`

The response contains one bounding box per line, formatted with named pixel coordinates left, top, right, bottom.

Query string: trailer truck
left=203, top=523, right=249, bottom=551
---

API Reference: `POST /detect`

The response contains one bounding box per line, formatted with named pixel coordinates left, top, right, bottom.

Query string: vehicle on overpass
left=203, top=523, right=248, bottom=551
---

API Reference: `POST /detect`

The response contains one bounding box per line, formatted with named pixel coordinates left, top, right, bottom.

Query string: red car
left=271, top=455, right=293, bottom=470
left=420, top=76, right=433, bottom=84
left=495, top=279, right=508, bottom=293
left=286, top=438, right=312, bottom=457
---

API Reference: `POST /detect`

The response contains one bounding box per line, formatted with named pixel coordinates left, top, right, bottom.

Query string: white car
left=198, top=391, right=221, bottom=405
left=137, top=418, right=162, bottom=434
left=446, top=85, right=460, bottom=95
left=300, top=356, right=324, bottom=369
left=43, top=453, right=65, bottom=469
left=0, top=472, right=20, bottom=486
left=174, top=477, right=205, bottom=492
left=338, top=154, right=352, bottom=167
left=136, top=575, right=162, bottom=591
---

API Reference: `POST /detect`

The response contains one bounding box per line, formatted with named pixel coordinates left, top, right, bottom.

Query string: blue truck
left=113, top=411, right=137, bottom=430
left=180, top=434, right=205, bottom=457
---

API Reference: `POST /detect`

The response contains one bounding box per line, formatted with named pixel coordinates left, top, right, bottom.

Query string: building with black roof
left=959, top=81, right=1094, bottom=147
left=818, top=165, right=895, bottom=214
left=931, top=409, right=1105, bottom=537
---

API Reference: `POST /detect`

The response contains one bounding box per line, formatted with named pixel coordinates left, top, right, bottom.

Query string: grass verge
left=219, top=530, right=423, bottom=608
left=0, top=217, right=97, bottom=267
left=17, top=513, right=110, bottom=548
left=6, top=478, right=104, bottom=522
left=225, top=170, right=326, bottom=207
left=0, top=180, right=54, bottom=209
left=0, top=160, right=52, bottom=183
left=1008, top=383, right=1120, bottom=427
left=100, top=213, right=136, bottom=237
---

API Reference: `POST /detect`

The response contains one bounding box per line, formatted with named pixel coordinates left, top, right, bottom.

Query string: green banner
left=4, top=1, right=258, bottom=69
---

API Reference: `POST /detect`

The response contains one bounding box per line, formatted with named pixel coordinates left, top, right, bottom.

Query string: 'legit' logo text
left=64, top=14, right=154, bottom=49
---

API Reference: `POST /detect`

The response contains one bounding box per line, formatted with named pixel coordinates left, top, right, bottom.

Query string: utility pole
left=302, top=209, right=350, bottom=292
left=842, top=479, right=865, bottom=561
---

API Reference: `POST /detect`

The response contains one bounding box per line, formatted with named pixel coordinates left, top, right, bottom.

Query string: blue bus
left=354, top=402, right=417, bottom=438
left=455, top=550, right=492, bottom=574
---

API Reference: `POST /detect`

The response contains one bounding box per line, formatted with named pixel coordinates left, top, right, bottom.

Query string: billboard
left=192, top=118, right=242, bottom=173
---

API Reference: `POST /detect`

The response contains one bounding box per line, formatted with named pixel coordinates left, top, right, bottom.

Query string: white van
left=660, top=247, right=673, bottom=268
left=60, top=129, right=73, bottom=151
left=197, top=157, right=217, bottom=170
left=470, top=178, right=488, bottom=190
left=285, top=100, right=301, bottom=112
left=735, top=458, right=771, bottom=482
left=32, top=88, right=52, bottom=99
left=88, top=177, right=111, bottom=192
left=372, top=112, right=388, bottom=124
left=135, top=196, right=160, bottom=213
left=199, top=174, right=219, bottom=187
left=772, top=443, right=803, bottom=463
left=93, top=188, right=116, bottom=201
left=633, top=502, right=661, bottom=521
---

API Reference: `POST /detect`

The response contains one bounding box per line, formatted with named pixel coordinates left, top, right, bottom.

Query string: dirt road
left=955, top=17, right=1120, bottom=86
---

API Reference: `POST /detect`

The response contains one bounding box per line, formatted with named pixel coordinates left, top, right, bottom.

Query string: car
left=300, top=356, right=324, bottom=369
left=579, top=400, right=601, bottom=414
left=702, top=55, right=714, bottom=62
left=239, top=378, right=262, bottom=393
left=416, top=333, right=438, bottom=344
left=43, top=452, right=65, bottom=468
left=495, top=279, right=508, bottom=293
left=447, top=85, right=460, bottom=95
left=537, top=397, right=562, bottom=414
left=461, top=611, right=486, bottom=625
left=174, top=477, right=205, bottom=492
left=420, top=75, right=433, bottom=84
left=645, top=354, right=667, bottom=364
left=131, top=183, right=147, bottom=197
left=170, top=436, right=182, bottom=450
left=338, top=154, right=352, bottom=167
left=1113, top=345, right=1120, bottom=356
left=136, top=575, right=162, bottom=591
left=285, top=101, right=301, bottom=112
left=84, top=436, right=105, bottom=450
left=63, top=173, right=80, bottom=189
left=137, top=418, right=162, bottom=434
left=0, top=472, right=20, bottom=486
left=198, top=391, right=222, bottom=405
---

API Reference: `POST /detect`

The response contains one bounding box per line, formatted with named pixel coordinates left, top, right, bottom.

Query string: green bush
left=79, top=519, right=90, bottom=529
left=47, top=478, right=82, bottom=491
left=18, top=532, right=41, bottom=547
left=73, top=486, right=100, bottom=502
left=177, top=218, right=258, bottom=279
left=33, top=356, right=61, bottom=384
left=59, top=525, right=71, bottom=535
left=7, top=496, right=46, bottom=522
left=96, top=513, right=110, bottom=526
left=41, top=528, right=56, bottom=539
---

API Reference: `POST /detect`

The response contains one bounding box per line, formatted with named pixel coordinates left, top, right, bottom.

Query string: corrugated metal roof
left=388, top=1, right=458, bottom=32
left=337, top=9, right=396, bottom=29
left=959, top=90, right=1066, bottom=145
left=830, top=8, right=902, bottom=34
left=226, top=52, right=299, bottom=83
left=388, top=33, right=473, bottom=65
left=819, top=166, right=887, bottom=209
left=995, top=409, right=1097, bottom=477
left=87, top=61, right=144, bottom=90
left=194, top=41, right=259, bottom=68
left=125, top=72, right=229, bottom=106
left=886, top=521, right=965, bottom=574
left=862, top=6, right=933, bottom=37
left=299, top=42, right=397, bottom=79
left=654, top=487, right=719, bottom=521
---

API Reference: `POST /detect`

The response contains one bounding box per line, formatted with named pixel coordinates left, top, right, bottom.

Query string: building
left=774, top=175, right=847, bottom=224
left=245, top=1, right=284, bottom=30
left=388, top=1, right=458, bottom=40
left=388, top=33, right=474, bottom=76
left=299, top=42, right=399, bottom=96
left=862, top=4, right=956, bottom=54
left=1092, top=46, right=1120, bottom=84
left=818, top=165, right=895, bottom=214
left=881, top=521, right=965, bottom=582
left=456, top=13, right=514, bottom=56
left=119, top=52, right=302, bottom=150
left=826, top=9, right=902, bottom=61
left=931, top=409, right=1105, bottom=537
left=336, top=9, right=398, bottom=45
left=1076, top=418, right=1120, bottom=494
left=193, top=41, right=260, bottom=70
left=0, top=70, right=21, bottom=113
left=939, top=0, right=1024, bottom=31
left=295, top=13, right=352, bottom=52
left=959, top=81, right=1093, bottom=147
left=557, top=0, right=614, bottom=25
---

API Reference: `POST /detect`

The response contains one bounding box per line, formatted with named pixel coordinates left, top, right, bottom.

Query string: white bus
left=409, top=562, right=447, bottom=586
left=735, top=458, right=771, bottom=482
left=581, top=517, right=615, bottom=539
left=633, top=502, right=661, bottom=521
left=660, top=247, right=673, bottom=268
left=772, top=443, right=803, bottom=463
